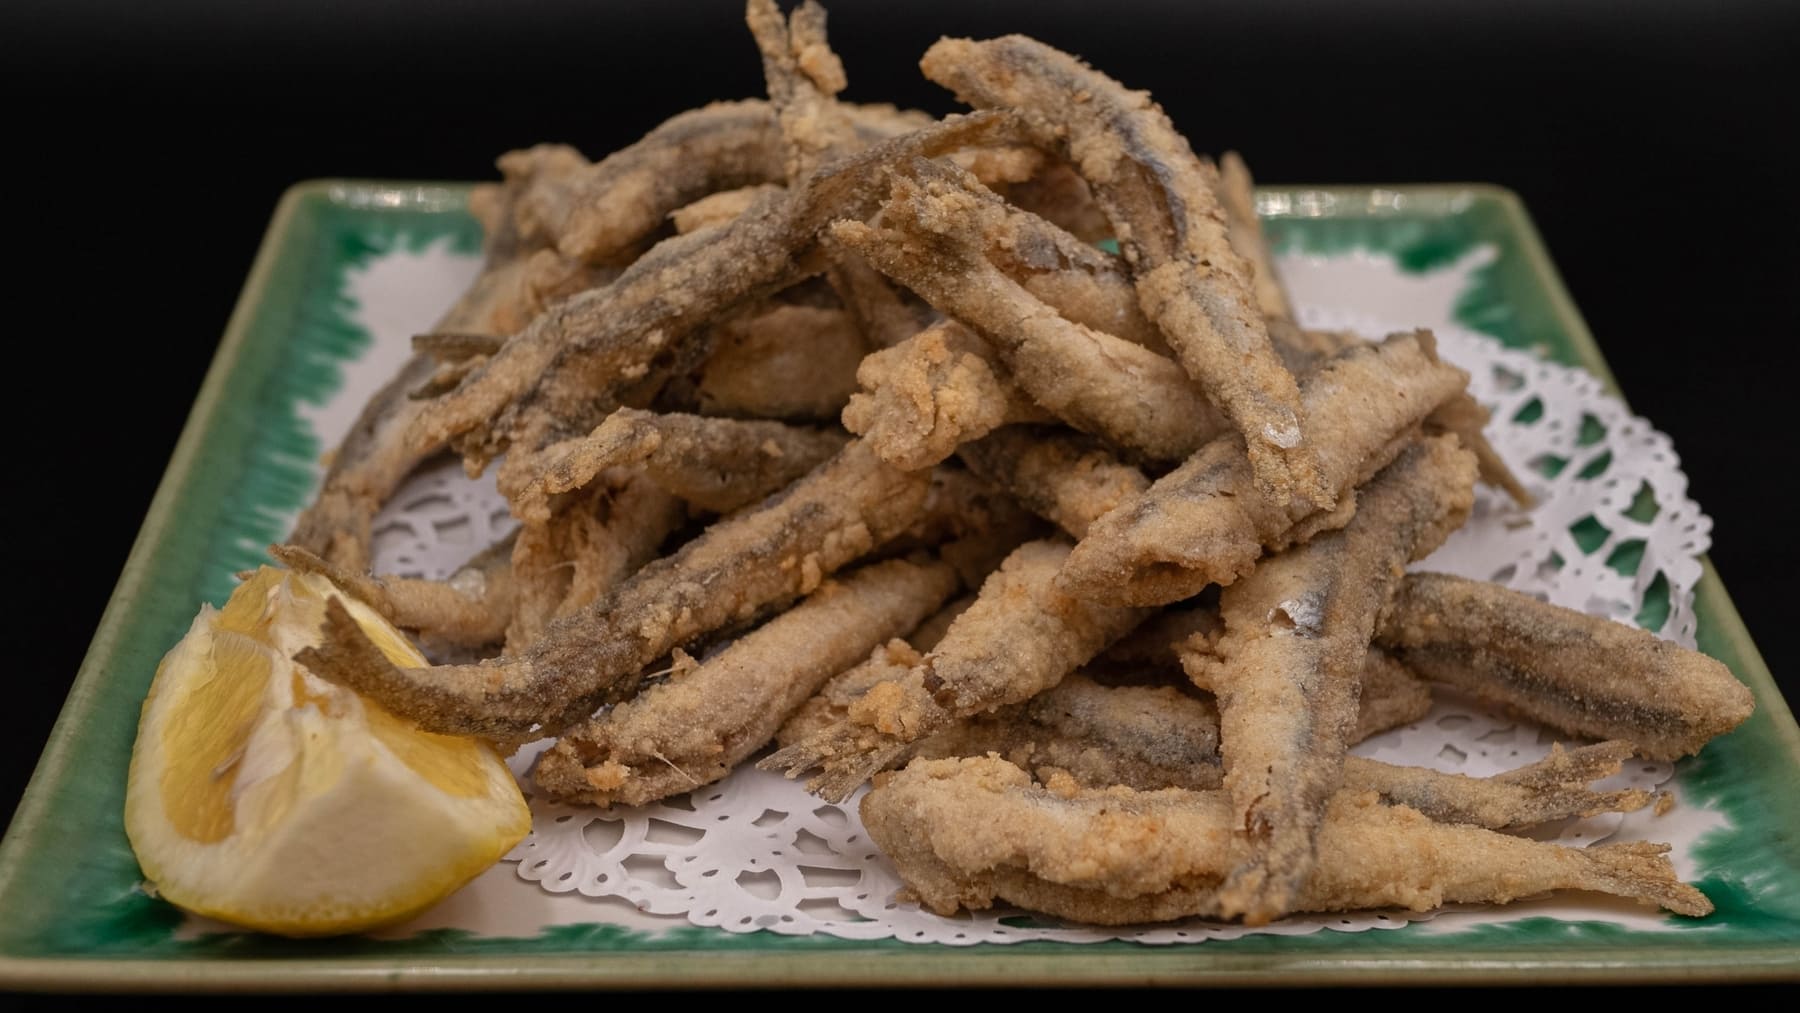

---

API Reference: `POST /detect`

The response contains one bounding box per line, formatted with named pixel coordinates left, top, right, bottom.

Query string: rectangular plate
left=3, top=182, right=1798, bottom=989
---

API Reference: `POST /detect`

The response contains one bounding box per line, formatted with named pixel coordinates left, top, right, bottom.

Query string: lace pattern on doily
left=368, top=313, right=1705, bottom=945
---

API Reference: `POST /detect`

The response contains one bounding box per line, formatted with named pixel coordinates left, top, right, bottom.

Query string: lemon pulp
left=124, top=566, right=530, bottom=937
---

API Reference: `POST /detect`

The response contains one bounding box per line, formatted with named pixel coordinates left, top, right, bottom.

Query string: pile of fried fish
left=283, top=1, right=1753, bottom=927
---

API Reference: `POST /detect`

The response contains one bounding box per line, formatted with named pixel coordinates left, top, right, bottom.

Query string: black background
left=3, top=0, right=1798, bottom=996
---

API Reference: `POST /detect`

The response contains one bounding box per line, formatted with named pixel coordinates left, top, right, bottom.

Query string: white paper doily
left=363, top=280, right=1707, bottom=945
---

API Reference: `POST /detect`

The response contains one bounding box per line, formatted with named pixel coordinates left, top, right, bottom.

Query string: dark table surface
left=3, top=0, right=1797, bottom=993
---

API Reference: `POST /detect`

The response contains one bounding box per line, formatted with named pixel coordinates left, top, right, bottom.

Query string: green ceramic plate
left=1, top=182, right=1796, bottom=990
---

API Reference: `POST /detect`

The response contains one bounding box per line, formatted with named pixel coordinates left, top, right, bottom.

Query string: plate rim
left=2, top=179, right=1795, bottom=990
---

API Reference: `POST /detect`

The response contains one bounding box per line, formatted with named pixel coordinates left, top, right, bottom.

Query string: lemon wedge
left=124, top=566, right=530, bottom=937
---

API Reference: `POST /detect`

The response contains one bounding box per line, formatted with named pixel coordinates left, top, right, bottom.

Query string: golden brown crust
left=536, top=556, right=959, bottom=807
left=830, top=164, right=1229, bottom=462
left=506, top=408, right=847, bottom=523
left=761, top=539, right=1150, bottom=800
left=957, top=426, right=1150, bottom=539
left=841, top=322, right=1049, bottom=471
left=298, top=439, right=931, bottom=743
left=1180, top=436, right=1477, bottom=923
left=1378, top=572, right=1755, bottom=759
left=1059, top=331, right=1469, bottom=605
left=407, top=111, right=1027, bottom=477
left=694, top=303, right=866, bottom=420
left=860, top=756, right=1711, bottom=923
left=921, top=36, right=1323, bottom=508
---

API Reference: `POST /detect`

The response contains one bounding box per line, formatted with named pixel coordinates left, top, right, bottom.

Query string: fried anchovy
left=507, top=407, right=848, bottom=522
left=408, top=110, right=1025, bottom=474
left=922, top=35, right=1325, bottom=509
left=841, top=321, right=1050, bottom=471
left=1217, top=152, right=1291, bottom=321
left=910, top=674, right=1650, bottom=831
left=1266, top=321, right=1530, bottom=506
left=963, top=172, right=1169, bottom=355
left=296, top=438, right=930, bottom=743
left=669, top=184, right=785, bottom=235
left=1341, top=743, right=1657, bottom=831
left=534, top=555, right=959, bottom=807
left=1002, top=159, right=1113, bottom=244
left=1182, top=435, right=1477, bottom=925
left=1350, top=649, right=1435, bottom=741
left=271, top=540, right=518, bottom=653
left=887, top=466, right=1041, bottom=588
left=1376, top=572, right=1755, bottom=759
left=748, top=0, right=926, bottom=348
left=778, top=639, right=931, bottom=749
left=690, top=302, right=865, bottom=420
left=913, top=674, right=1222, bottom=792
left=861, top=755, right=1711, bottom=923
left=829, top=163, right=1228, bottom=461
left=514, top=98, right=930, bottom=264
left=1060, top=330, right=1469, bottom=605
left=760, top=538, right=1150, bottom=801
left=287, top=146, right=597, bottom=570
left=957, top=426, right=1150, bottom=539
left=504, top=475, right=688, bottom=654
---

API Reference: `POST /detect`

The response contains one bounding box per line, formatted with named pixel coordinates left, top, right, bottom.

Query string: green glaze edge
left=1, top=181, right=1796, bottom=989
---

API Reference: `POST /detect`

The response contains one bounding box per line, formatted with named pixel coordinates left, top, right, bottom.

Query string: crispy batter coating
left=830, top=165, right=1228, bottom=461
left=296, top=439, right=931, bottom=743
left=958, top=426, right=1150, bottom=539
left=1003, top=160, right=1113, bottom=245
left=669, top=184, right=785, bottom=234
left=1060, top=330, right=1469, bottom=605
left=906, top=593, right=977, bottom=652
left=761, top=539, right=1150, bottom=800
left=1182, top=435, right=1478, bottom=924
left=907, top=675, right=1647, bottom=833
left=1377, top=572, right=1755, bottom=759
left=535, top=556, right=959, bottom=807
left=408, top=111, right=1025, bottom=475
left=1266, top=321, right=1530, bottom=505
left=775, top=587, right=981, bottom=751
left=842, top=322, right=1049, bottom=471
left=913, top=674, right=1222, bottom=792
left=1342, top=743, right=1657, bottom=831
left=515, top=100, right=783, bottom=263
left=778, top=639, right=927, bottom=749
left=964, top=172, right=1168, bottom=355
left=1351, top=649, right=1435, bottom=740
left=694, top=303, right=865, bottom=420
left=922, top=36, right=1325, bottom=509
left=271, top=541, right=517, bottom=653
left=507, top=408, right=847, bottom=523
left=1217, top=152, right=1291, bottom=321
left=749, top=0, right=929, bottom=349
left=1108, top=605, right=1430, bottom=740
left=288, top=147, right=596, bottom=571
left=861, top=756, right=1711, bottom=923
left=504, top=476, right=688, bottom=653
left=512, top=97, right=930, bottom=264
left=891, top=466, right=1039, bottom=573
